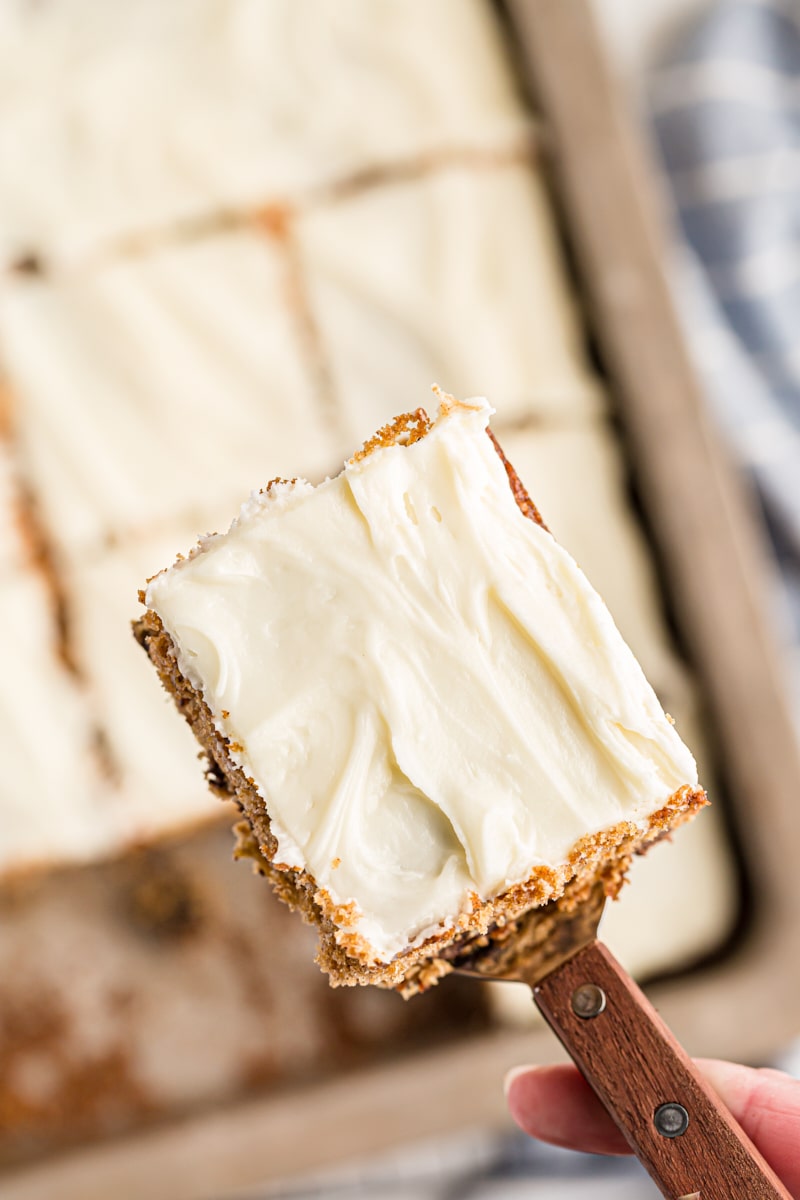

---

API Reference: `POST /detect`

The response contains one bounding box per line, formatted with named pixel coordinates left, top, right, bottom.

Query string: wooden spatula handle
left=533, top=939, right=791, bottom=1199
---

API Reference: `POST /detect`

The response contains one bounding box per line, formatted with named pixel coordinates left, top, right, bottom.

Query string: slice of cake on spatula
left=134, top=390, right=790, bottom=1198
left=134, top=390, right=705, bottom=995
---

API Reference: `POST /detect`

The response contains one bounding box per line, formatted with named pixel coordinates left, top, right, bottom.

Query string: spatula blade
left=446, top=878, right=607, bottom=987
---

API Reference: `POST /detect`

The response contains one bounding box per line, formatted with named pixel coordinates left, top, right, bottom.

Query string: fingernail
left=503, top=1063, right=541, bottom=1098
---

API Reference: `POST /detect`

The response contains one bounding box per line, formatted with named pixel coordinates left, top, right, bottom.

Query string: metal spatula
left=448, top=882, right=790, bottom=1199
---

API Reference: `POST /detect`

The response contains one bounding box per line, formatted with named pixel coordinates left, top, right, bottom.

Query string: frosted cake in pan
left=0, top=1, right=732, bottom=994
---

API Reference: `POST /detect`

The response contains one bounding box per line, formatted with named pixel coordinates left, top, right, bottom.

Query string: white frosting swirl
left=147, top=398, right=698, bottom=961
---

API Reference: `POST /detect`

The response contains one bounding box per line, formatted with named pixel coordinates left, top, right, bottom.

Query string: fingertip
left=503, top=1062, right=631, bottom=1156
left=503, top=1063, right=542, bottom=1100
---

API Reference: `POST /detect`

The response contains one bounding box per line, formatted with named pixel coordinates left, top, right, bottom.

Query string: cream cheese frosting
left=0, top=0, right=529, bottom=266
left=146, top=397, right=699, bottom=962
left=0, top=572, right=110, bottom=871
left=0, top=231, right=337, bottom=559
left=296, top=164, right=603, bottom=433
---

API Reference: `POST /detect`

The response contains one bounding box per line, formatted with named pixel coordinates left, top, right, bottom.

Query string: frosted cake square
left=295, top=164, right=603, bottom=437
left=1, top=231, right=335, bottom=559
left=136, top=394, right=706, bottom=993
left=0, top=0, right=529, bottom=268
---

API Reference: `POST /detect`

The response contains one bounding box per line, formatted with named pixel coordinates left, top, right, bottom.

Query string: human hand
left=505, top=1058, right=800, bottom=1197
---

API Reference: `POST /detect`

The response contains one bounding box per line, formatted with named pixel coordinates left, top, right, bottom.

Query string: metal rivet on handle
left=571, top=983, right=606, bottom=1019
left=654, top=1102, right=690, bottom=1139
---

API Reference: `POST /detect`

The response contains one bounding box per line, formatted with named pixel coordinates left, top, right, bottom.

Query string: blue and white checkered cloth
left=650, top=0, right=800, bottom=652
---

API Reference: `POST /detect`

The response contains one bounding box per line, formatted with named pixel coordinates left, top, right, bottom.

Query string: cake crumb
left=350, top=408, right=431, bottom=464
left=431, top=384, right=483, bottom=417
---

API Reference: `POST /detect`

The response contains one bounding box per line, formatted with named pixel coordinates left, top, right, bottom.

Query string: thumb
left=505, top=1058, right=800, bottom=1195
left=696, top=1058, right=800, bottom=1196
